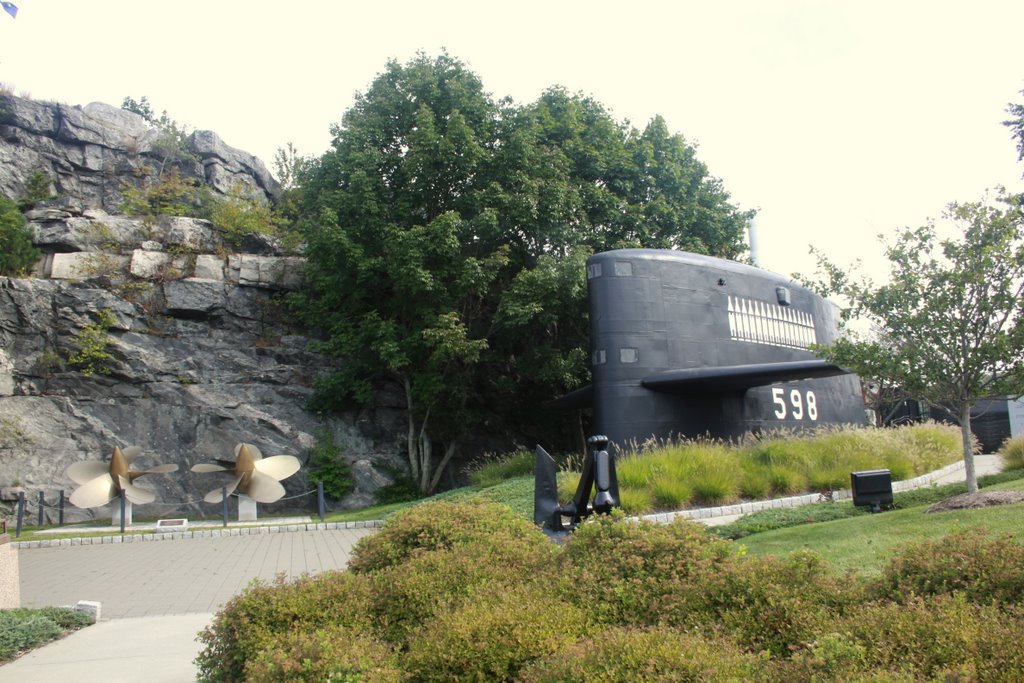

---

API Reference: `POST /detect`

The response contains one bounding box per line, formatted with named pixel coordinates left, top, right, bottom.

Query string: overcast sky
left=2, top=0, right=1022, bottom=281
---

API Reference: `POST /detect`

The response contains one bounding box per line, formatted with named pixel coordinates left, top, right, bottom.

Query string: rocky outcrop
left=0, top=95, right=279, bottom=213
left=0, top=270, right=409, bottom=523
left=0, top=95, right=411, bottom=525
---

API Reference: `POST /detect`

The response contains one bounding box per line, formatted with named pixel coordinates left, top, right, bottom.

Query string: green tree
left=18, top=170, right=55, bottom=210
left=306, top=427, right=354, bottom=500
left=0, top=194, right=39, bottom=276
left=1005, top=90, right=1024, bottom=166
left=811, top=190, right=1024, bottom=492
left=297, top=52, right=752, bottom=491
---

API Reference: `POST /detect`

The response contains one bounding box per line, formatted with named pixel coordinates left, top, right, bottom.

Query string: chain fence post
left=37, top=491, right=44, bottom=527
left=15, top=491, right=25, bottom=537
left=59, top=490, right=65, bottom=526
left=222, top=485, right=228, bottom=527
left=119, top=490, right=126, bottom=535
left=317, top=481, right=325, bottom=523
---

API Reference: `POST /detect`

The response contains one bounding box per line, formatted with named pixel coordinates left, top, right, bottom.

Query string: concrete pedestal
left=237, top=495, right=257, bottom=522
left=111, top=500, right=133, bottom=527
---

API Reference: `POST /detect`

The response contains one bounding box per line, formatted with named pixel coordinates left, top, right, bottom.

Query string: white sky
left=2, top=0, right=1023, bottom=282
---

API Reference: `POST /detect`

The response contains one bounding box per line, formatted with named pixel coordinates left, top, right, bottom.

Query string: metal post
left=37, top=491, right=44, bottom=527
left=119, top=490, right=125, bottom=534
left=59, top=490, right=65, bottom=526
left=15, top=491, right=24, bottom=537
left=317, top=481, right=325, bottom=523
left=222, top=485, right=228, bottom=527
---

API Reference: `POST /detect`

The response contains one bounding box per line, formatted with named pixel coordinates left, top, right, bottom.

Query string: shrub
left=194, top=571, right=375, bottom=683
left=121, top=168, right=211, bottom=219
left=814, top=594, right=1000, bottom=680
left=693, top=549, right=855, bottom=657
left=0, top=194, right=40, bottom=276
left=871, top=527, right=1024, bottom=604
left=557, top=514, right=733, bottom=626
left=0, top=607, right=91, bottom=661
left=305, top=426, right=353, bottom=499
left=68, top=308, right=118, bottom=376
left=402, top=584, right=588, bottom=682
left=18, top=170, right=55, bottom=209
left=364, top=518, right=558, bottom=645
left=519, top=627, right=761, bottom=683
left=246, top=625, right=401, bottom=683
left=347, top=499, right=547, bottom=574
left=209, top=182, right=277, bottom=246
left=999, top=434, right=1024, bottom=469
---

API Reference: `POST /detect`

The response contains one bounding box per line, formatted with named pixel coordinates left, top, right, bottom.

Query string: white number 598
left=772, top=387, right=818, bottom=421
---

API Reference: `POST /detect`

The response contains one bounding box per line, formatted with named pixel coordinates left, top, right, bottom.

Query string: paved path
left=1, top=527, right=375, bottom=682
left=18, top=527, right=375, bottom=618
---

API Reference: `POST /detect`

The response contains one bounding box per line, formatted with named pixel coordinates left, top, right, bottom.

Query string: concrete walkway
left=0, top=527, right=375, bottom=682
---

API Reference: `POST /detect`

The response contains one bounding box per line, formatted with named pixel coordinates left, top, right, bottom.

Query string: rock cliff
left=0, top=94, right=406, bottom=524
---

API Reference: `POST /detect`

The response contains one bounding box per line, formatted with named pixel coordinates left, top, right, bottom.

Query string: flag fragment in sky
left=1, top=2, right=17, bottom=19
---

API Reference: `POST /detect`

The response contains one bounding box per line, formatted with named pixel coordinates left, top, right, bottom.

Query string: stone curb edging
left=639, top=460, right=967, bottom=525
left=11, top=519, right=387, bottom=550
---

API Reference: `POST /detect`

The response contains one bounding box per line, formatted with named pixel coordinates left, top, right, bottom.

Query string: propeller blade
left=121, top=446, right=142, bottom=463
left=122, top=481, right=156, bottom=505
left=253, top=455, right=300, bottom=481
left=235, top=443, right=263, bottom=460
left=67, top=461, right=109, bottom=485
left=204, top=475, right=243, bottom=504
left=244, top=471, right=286, bottom=504
left=69, top=475, right=116, bottom=508
left=191, top=463, right=229, bottom=473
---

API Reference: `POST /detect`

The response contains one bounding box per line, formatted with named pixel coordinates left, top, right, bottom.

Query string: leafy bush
left=209, top=182, right=277, bottom=246
left=121, top=168, right=211, bottom=219
left=685, top=548, right=856, bottom=657
left=372, top=470, right=422, bottom=505
left=305, top=427, right=353, bottom=500
left=402, top=585, right=587, bottom=682
left=519, top=627, right=761, bottom=683
left=0, top=607, right=92, bottom=661
left=810, top=595, right=998, bottom=680
left=0, top=194, right=40, bottom=276
left=348, top=498, right=547, bottom=574
left=246, top=625, right=401, bottom=683
left=365, top=527, right=557, bottom=645
left=557, top=514, right=733, bottom=626
left=194, top=571, right=375, bottom=683
left=871, top=527, right=1024, bottom=604
left=68, top=308, right=118, bottom=376
left=197, top=499, right=1024, bottom=682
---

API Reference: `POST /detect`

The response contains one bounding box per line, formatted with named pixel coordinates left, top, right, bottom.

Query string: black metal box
left=850, top=469, right=893, bottom=511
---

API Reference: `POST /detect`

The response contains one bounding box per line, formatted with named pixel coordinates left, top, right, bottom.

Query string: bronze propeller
left=191, top=443, right=300, bottom=504
left=67, top=446, right=179, bottom=508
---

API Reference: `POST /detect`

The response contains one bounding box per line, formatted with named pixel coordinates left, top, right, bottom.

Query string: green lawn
left=741, top=483, right=1024, bottom=577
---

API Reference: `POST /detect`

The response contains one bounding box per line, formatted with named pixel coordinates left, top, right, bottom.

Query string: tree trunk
left=427, top=440, right=459, bottom=494
left=403, top=377, right=420, bottom=485
left=960, top=402, right=978, bottom=494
